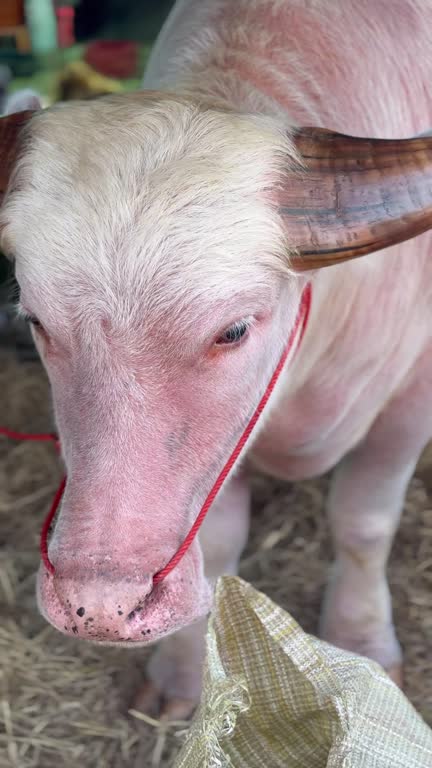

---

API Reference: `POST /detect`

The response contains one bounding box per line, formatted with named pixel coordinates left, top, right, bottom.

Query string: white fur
left=1, top=94, right=300, bottom=341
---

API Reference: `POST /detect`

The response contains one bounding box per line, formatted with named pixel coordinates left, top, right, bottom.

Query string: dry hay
left=0, top=352, right=431, bottom=768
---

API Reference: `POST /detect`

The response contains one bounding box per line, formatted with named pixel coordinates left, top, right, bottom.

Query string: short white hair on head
left=1, top=92, right=299, bottom=336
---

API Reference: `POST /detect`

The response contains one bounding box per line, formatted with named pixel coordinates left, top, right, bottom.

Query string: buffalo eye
left=23, top=314, right=43, bottom=330
left=216, top=320, right=250, bottom=346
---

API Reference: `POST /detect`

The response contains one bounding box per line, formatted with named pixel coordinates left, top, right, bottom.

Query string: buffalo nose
left=39, top=570, right=155, bottom=643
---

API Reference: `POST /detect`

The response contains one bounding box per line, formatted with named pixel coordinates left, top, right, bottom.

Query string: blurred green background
left=3, top=0, right=175, bottom=98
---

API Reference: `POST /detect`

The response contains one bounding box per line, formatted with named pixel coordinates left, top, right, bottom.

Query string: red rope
left=153, top=282, right=312, bottom=583
left=0, top=427, right=58, bottom=444
left=0, top=427, right=61, bottom=574
left=0, top=282, right=311, bottom=586
left=39, top=476, right=66, bottom=575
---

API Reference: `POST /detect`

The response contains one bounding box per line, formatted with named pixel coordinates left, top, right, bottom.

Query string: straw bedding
left=0, top=352, right=431, bottom=768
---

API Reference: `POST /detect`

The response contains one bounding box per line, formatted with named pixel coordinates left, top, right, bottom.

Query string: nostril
left=126, top=595, right=151, bottom=623
left=38, top=563, right=156, bottom=641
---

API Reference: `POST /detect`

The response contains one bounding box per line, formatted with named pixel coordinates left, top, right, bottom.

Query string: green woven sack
left=175, top=576, right=432, bottom=768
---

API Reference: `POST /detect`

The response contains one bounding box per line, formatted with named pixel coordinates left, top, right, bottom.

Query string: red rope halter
left=0, top=283, right=311, bottom=584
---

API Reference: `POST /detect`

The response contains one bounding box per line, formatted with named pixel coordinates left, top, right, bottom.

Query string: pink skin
left=25, top=275, right=305, bottom=644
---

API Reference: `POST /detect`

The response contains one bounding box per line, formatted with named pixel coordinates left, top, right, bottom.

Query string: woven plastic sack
left=174, top=576, right=432, bottom=768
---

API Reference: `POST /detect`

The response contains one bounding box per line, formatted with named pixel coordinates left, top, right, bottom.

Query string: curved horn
left=0, top=110, right=34, bottom=205
left=281, top=127, right=432, bottom=270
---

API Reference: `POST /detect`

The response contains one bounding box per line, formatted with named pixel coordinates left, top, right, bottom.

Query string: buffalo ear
left=279, top=127, right=432, bottom=270
left=0, top=109, right=35, bottom=205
